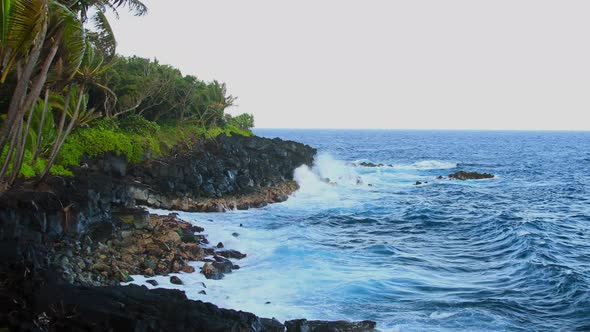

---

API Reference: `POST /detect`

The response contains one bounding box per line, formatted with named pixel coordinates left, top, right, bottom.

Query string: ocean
left=128, top=129, right=590, bottom=331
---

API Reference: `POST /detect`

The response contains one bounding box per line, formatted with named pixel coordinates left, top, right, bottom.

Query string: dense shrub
left=118, top=114, right=161, bottom=136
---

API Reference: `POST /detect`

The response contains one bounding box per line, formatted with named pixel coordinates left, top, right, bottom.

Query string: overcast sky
left=108, top=0, right=590, bottom=130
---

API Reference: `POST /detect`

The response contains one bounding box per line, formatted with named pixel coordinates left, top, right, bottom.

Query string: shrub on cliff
left=59, top=123, right=159, bottom=166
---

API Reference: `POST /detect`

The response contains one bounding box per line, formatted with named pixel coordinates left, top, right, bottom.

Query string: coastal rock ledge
left=0, top=134, right=316, bottom=237
left=123, top=134, right=317, bottom=211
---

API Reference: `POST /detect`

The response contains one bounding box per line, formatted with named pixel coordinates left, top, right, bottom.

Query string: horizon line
left=253, top=127, right=590, bottom=132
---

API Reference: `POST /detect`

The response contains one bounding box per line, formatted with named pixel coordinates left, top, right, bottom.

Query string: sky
left=108, top=0, right=590, bottom=130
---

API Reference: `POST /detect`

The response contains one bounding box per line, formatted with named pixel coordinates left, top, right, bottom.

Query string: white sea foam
left=429, top=311, right=458, bottom=319
left=353, top=159, right=457, bottom=170
left=126, top=208, right=315, bottom=321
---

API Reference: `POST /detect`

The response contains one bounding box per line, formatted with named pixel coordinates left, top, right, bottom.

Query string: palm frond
left=90, top=10, right=116, bottom=58
left=0, top=0, right=49, bottom=83
left=110, top=0, right=147, bottom=16
left=46, top=1, right=86, bottom=86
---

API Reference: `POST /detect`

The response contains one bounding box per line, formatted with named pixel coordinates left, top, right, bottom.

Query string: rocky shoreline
left=0, top=134, right=378, bottom=331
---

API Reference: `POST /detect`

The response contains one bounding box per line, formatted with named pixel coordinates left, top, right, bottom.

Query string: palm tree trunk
left=0, top=39, right=59, bottom=190
left=8, top=103, right=36, bottom=186
left=39, top=83, right=86, bottom=183
left=0, top=118, right=23, bottom=186
left=46, top=84, right=73, bottom=161
left=0, top=19, right=48, bottom=160
left=31, top=88, right=51, bottom=165
left=0, top=44, right=43, bottom=158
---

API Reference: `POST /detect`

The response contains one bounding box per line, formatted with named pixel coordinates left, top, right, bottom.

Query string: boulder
left=201, top=263, right=219, bottom=280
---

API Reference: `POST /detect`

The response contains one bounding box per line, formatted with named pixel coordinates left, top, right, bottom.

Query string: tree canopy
left=0, top=0, right=254, bottom=190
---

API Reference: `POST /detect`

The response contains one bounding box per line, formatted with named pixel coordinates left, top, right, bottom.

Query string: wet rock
left=414, top=181, right=422, bottom=185
left=183, top=243, right=205, bottom=261
left=232, top=232, right=240, bottom=238
left=181, top=265, right=195, bottom=273
left=217, top=249, right=247, bottom=259
left=146, top=279, right=158, bottom=286
left=216, top=242, right=224, bottom=248
left=201, top=263, right=219, bottom=280
left=261, top=318, right=285, bottom=332
left=212, top=256, right=234, bottom=274
left=448, top=171, right=494, bottom=180
left=196, top=235, right=209, bottom=244
left=198, top=290, right=207, bottom=295
left=285, top=319, right=309, bottom=332
left=358, top=162, right=384, bottom=167
left=170, top=276, right=182, bottom=285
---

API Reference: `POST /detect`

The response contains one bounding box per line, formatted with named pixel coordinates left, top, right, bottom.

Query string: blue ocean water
left=132, top=130, right=590, bottom=331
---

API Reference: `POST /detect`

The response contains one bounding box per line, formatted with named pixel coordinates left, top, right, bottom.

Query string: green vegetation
left=0, top=0, right=254, bottom=190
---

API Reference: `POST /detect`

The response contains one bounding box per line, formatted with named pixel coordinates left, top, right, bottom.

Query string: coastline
left=0, top=134, right=378, bottom=331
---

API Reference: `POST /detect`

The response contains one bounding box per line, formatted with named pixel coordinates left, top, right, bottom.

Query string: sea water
left=128, top=130, right=590, bottom=331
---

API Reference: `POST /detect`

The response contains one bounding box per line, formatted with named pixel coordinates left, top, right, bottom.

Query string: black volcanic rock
left=35, top=284, right=267, bottom=332
left=448, top=171, right=494, bottom=180
left=170, top=276, right=183, bottom=285
left=126, top=134, right=316, bottom=203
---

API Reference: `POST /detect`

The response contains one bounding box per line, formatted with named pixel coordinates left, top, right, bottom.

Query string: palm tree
left=39, top=41, right=114, bottom=182
left=0, top=0, right=86, bottom=187
left=196, top=81, right=237, bottom=127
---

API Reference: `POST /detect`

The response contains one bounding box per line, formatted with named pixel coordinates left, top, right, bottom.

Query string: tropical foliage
left=0, top=0, right=253, bottom=190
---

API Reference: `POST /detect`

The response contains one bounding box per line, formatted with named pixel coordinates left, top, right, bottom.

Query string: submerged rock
left=448, top=171, right=494, bottom=180
left=358, top=162, right=385, bottom=167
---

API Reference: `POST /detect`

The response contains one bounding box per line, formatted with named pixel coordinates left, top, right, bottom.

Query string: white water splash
left=294, top=154, right=366, bottom=190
